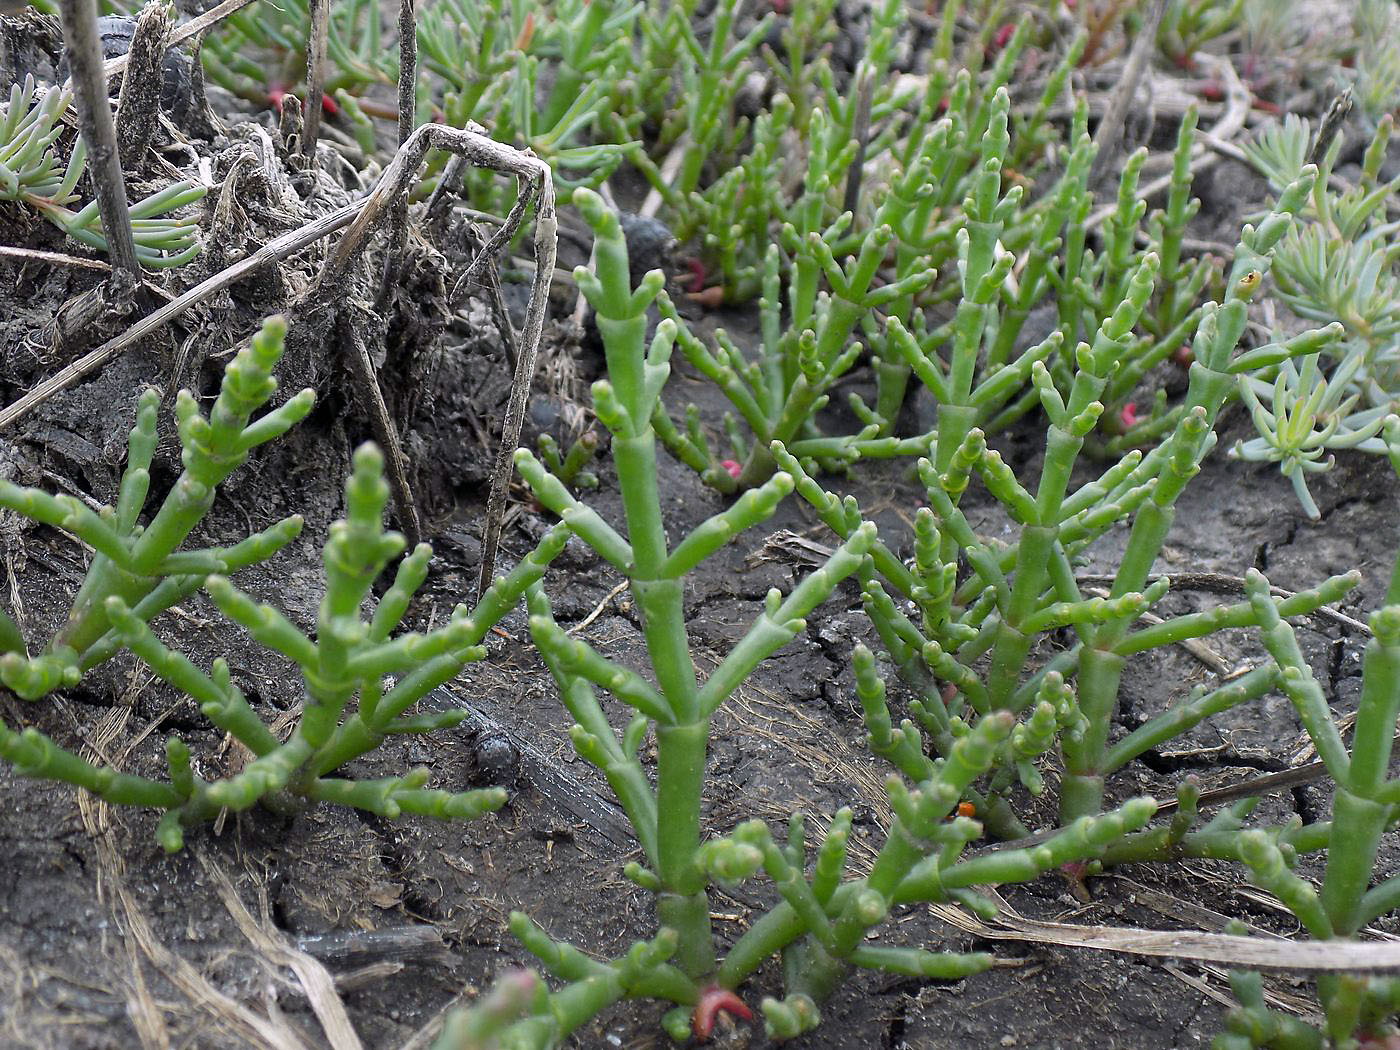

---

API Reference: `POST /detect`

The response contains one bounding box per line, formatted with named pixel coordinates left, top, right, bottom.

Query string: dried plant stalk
left=113, top=1, right=172, bottom=168
left=58, top=0, right=140, bottom=278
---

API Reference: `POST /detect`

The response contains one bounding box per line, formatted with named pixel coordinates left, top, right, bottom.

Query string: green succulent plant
left=1215, top=427, right=1400, bottom=1047
left=0, top=316, right=564, bottom=849
left=1240, top=110, right=1400, bottom=515
left=1, top=77, right=205, bottom=267
left=431, top=188, right=1165, bottom=1050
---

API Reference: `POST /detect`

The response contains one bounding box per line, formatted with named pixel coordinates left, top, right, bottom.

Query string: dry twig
left=302, top=0, right=329, bottom=159
left=935, top=890, right=1400, bottom=972
left=373, top=0, right=420, bottom=311
left=303, top=123, right=556, bottom=590
left=342, top=317, right=423, bottom=546
left=1088, top=0, right=1171, bottom=184
left=196, top=851, right=364, bottom=1050
left=113, top=1, right=171, bottom=168
left=58, top=0, right=141, bottom=279
left=0, top=245, right=110, bottom=271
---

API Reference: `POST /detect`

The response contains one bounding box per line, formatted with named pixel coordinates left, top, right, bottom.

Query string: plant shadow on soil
left=0, top=30, right=1399, bottom=1050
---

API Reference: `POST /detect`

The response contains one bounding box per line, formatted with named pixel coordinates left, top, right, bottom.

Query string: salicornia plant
left=519, top=184, right=875, bottom=985
left=430, top=189, right=1164, bottom=1048
left=630, top=3, right=1076, bottom=304
left=104, top=443, right=565, bottom=850
left=776, top=166, right=1350, bottom=842
left=0, top=315, right=565, bottom=848
left=0, top=315, right=312, bottom=699
left=416, top=0, right=636, bottom=202
left=654, top=85, right=1220, bottom=495
left=1216, top=428, right=1400, bottom=1047
left=1211, top=579, right=1400, bottom=1049
left=650, top=83, right=1046, bottom=490
left=200, top=0, right=396, bottom=113
left=1156, top=0, right=1246, bottom=69
left=534, top=429, right=600, bottom=489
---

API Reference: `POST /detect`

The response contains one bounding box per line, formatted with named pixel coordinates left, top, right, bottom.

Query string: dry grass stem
left=935, top=890, right=1400, bottom=971
left=58, top=0, right=141, bottom=277
left=196, top=851, right=365, bottom=1050
left=302, top=0, right=329, bottom=158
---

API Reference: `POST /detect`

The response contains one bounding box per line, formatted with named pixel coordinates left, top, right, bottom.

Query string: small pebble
left=473, top=732, right=519, bottom=787
left=60, top=16, right=195, bottom=127
left=618, top=212, right=675, bottom=285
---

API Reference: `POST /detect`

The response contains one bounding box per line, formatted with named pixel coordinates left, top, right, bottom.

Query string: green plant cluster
left=201, top=0, right=396, bottom=114
left=174, top=0, right=1086, bottom=289
left=1, top=76, right=205, bottom=267
left=377, top=157, right=1381, bottom=1049
left=191, top=0, right=637, bottom=201
left=0, top=316, right=565, bottom=849
left=428, top=188, right=1162, bottom=1048
left=1236, top=111, right=1400, bottom=517
left=1218, top=569, right=1400, bottom=1046
left=654, top=85, right=1216, bottom=490
left=769, top=169, right=1344, bottom=837
left=1156, top=0, right=1245, bottom=70
left=6, top=0, right=1400, bottom=1046
left=413, top=0, right=640, bottom=200
left=435, top=177, right=1400, bottom=1046
left=1209, top=431, right=1400, bottom=1050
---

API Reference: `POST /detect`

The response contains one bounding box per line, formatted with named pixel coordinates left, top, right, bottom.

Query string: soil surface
left=0, top=6, right=1397, bottom=1050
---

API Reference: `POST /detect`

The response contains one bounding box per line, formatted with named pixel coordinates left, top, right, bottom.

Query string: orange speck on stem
left=514, top=12, right=535, bottom=51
